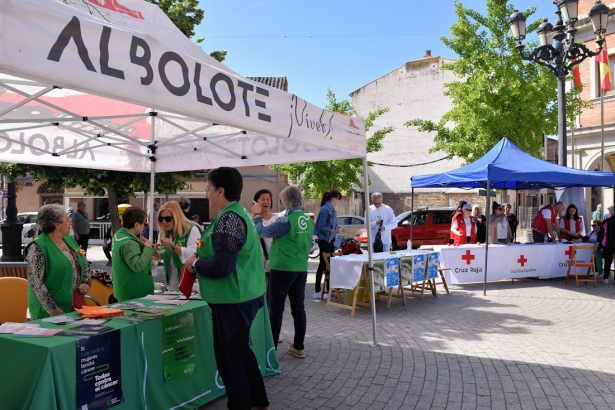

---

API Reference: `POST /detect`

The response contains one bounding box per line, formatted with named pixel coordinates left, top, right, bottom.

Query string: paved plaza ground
left=86, top=246, right=615, bottom=409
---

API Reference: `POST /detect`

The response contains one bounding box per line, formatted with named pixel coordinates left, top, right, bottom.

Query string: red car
left=356, top=207, right=455, bottom=249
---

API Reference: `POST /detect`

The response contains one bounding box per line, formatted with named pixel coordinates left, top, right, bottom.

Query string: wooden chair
left=322, top=251, right=343, bottom=302
left=84, top=277, right=114, bottom=306
left=565, top=245, right=597, bottom=287
left=0, top=277, right=29, bottom=323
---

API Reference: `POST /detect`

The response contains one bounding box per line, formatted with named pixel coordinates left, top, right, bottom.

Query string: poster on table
left=371, top=259, right=386, bottom=292
left=384, top=258, right=400, bottom=288
left=75, top=329, right=124, bottom=410
left=162, top=310, right=196, bottom=383
left=427, top=252, right=439, bottom=280
left=413, top=253, right=426, bottom=282
left=399, top=255, right=413, bottom=286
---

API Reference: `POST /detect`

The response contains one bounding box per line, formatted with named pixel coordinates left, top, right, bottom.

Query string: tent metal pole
left=148, top=112, right=156, bottom=243
left=410, top=187, right=415, bottom=248
left=362, top=156, right=377, bottom=347
left=483, top=180, right=490, bottom=296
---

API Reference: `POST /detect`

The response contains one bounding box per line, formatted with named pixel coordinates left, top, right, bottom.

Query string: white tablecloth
left=429, top=243, right=594, bottom=285
left=329, top=250, right=430, bottom=289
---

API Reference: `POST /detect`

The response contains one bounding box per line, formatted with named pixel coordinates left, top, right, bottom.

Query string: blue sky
left=196, top=1, right=554, bottom=109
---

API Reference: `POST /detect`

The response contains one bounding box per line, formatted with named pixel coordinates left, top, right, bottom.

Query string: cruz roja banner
left=76, top=329, right=124, bottom=410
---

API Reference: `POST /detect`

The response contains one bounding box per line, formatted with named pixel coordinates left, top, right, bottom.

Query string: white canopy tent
left=0, top=0, right=380, bottom=344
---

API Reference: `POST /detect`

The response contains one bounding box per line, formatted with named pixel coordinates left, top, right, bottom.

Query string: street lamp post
left=508, top=0, right=609, bottom=167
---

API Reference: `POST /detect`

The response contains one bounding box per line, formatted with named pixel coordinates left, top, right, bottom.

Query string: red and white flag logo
left=87, top=0, right=145, bottom=20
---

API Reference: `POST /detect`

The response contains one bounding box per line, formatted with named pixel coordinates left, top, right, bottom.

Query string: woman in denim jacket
left=313, top=190, right=344, bottom=298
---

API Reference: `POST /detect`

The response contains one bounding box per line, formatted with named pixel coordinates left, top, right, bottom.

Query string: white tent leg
left=483, top=180, right=490, bottom=296
left=148, top=113, right=156, bottom=243
left=362, top=157, right=377, bottom=347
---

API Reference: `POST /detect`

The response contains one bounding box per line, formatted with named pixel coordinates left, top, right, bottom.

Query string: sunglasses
left=496, top=207, right=503, bottom=210
left=592, top=224, right=598, bottom=227
left=158, top=216, right=173, bottom=223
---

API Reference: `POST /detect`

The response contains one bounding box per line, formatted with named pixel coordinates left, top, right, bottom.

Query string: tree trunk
left=107, top=184, right=121, bottom=233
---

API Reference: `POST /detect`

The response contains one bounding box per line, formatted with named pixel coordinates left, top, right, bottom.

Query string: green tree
left=405, top=0, right=587, bottom=163
left=3, top=0, right=213, bottom=232
left=272, top=88, right=394, bottom=199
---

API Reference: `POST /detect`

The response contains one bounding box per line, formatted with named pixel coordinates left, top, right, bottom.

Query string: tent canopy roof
left=411, top=138, right=615, bottom=190
left=0, top=0, right=366, bottom=173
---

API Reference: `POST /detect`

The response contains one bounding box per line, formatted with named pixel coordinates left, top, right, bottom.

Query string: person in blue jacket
left=313, top=190, right=344, bottom=299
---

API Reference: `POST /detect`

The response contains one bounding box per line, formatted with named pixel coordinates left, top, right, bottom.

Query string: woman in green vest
left=184, top=167, right=269, bottom=410
left=112, top=206, right=155, bottom=301
left=151, top=200, right=201, bottom=292
left=25, top=204, right=91, bottom=319
left=252, top=186, right=314, bottom=359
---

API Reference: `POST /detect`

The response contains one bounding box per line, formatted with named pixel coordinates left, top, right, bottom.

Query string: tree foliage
left=272, top=89, right=394, bottom=199
left=405, top=0, right=587, bottom=163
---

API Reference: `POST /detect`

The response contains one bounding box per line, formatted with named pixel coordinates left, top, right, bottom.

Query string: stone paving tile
left=88, top=248, right=615, bottom=410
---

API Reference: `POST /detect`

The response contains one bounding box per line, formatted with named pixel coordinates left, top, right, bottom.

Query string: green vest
left=197, top=202, right=265, bottom=304
left=24, top=234, right=85, bottom=319
left=161, top=224, right=201, bottom=284
left=269, top=210, right=314, bottom=271
left=112, top=227, right=154, bottom=301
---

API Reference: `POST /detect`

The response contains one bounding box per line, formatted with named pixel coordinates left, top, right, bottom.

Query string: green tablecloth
left=0, top=299, right=279, bottom=410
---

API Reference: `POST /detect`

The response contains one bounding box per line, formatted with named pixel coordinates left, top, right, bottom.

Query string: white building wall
left=350, top=56, right=465, bottom=194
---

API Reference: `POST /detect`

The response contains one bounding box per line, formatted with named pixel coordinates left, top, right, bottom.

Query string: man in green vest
left=252, top=186, right=314, bottom=359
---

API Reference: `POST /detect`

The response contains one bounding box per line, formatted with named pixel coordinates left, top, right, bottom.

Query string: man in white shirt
left=364, top=192, right=397, bottom=252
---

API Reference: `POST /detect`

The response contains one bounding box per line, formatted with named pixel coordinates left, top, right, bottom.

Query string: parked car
left=337, top=215, right=365, bottom=238
left=355, top=207, right=455, bottom=249
left=307, top=214, right=364, bottom=259
left=0, top=212, right=39, bottom=244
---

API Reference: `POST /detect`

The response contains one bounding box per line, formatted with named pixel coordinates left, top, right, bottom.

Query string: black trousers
left=315, top=239, right=334, bottom=293
left=269, top=270, right=307, bottom=351
left=603, top=249, right=613, bottom=280
left=76, top=234, right=90, bottom=252
left=211, top=311, right=269, bottom=410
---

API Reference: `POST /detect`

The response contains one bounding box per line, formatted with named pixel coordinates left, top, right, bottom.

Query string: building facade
left=350, top=53, right=483, bottom=215
left=568, top=0, right=615, bottom=212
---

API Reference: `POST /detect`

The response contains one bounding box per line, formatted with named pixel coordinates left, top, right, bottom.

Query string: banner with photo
left=76, top=329, right=124, bottom=410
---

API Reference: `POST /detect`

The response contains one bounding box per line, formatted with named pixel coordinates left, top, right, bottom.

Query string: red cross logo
left=517, top=255, right=528, bottom=266
left=565, top=246, right=574, bottom=258
left=461, top=250, right=475, bottom=265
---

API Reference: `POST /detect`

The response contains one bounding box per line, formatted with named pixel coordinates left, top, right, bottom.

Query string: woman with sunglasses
left=152, top=201, right=202, bottom=292
left=112, top=206, right=155, bottom=301
left=559, top=204, right=585, bottom=242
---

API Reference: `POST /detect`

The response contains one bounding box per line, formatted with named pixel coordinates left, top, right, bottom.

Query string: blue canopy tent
left=410, top=137, right=615, bottom=294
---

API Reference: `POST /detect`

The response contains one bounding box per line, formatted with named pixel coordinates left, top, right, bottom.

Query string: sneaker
left=604, top=279, right=609, bottom=284
left=286, top=344, right=305, bottom=358
left=322, top=293, right=328, bottom=300
left=313, top=291, right=322, bottom=298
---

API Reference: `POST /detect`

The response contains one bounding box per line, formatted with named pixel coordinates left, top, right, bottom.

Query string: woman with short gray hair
left=24, top=204, right=91, bottom=319
left=251, top=186, right=315, bottom=359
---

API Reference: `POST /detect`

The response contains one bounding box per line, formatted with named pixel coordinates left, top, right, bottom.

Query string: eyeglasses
left=463, top=209, right=472, bottom=212
left=158, top=216, right=173, bottom=223
left=205, top=185, right=217, bottom=193
left=140, top=221, right=147, bottom=225
left=592, top=224, right=598, bottom=227
left=496, top=207, right=503, bottom=211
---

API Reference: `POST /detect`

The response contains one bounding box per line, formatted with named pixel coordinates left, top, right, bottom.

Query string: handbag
left=178, top=264, right=196, bottom=299
left=373, top=221, right=384, bottom=253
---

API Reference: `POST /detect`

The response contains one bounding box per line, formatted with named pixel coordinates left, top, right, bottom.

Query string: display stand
left=326, top=263, right=372, bottom=318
